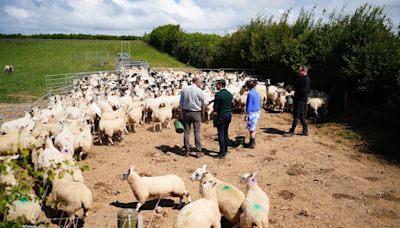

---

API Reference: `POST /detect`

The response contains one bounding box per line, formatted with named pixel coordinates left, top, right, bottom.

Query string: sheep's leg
left=314, top=109, right=320, bottom=118
left=262, top=220, right=269, bottom=228
left=322, top=106, right=328, bottom=116
left=108, top=136, right=114, bottom=145
left=98, top=131, right=103, bottom=144
left=254, top=221, right=264, bottom=228
left=211, top=219, right=221, bottom=228
left=153, top=123, right=156, bottom=132
left=67, top=213, right=75, bottom=228
left=159, top=122, right=162, bottom=132
left=79, top=151, right=84, bottom=161
left=231, top=222, right=240, bottom=228
left=178, top=195, right=183, bottom=208
left=135, top=202, right=142, bottom=211
left=185, top=191, right=192, bottom=203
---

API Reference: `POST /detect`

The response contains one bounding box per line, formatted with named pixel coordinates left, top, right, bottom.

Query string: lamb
left=121, top=164, right=191, bottom=211
left=6, top=193, right=42, bottom=224
left=174, top=180, right=221, bottom=228
left=307, top=94, right=329, bottom=118
left=4, top=64, right=14, bottom=74
left=54, top=159, right=85, bottom=183
left=37, top=137, right=63, bottom=170
left=275, top=90, right=294, bottom=112
left=48, top=177, right=93, bottom=227
left=127, top=105, right=144, bottom=133
left=190, top=164, right=245, bottom=224
left=265, top=85, right=279, bottom=110
left=0, top=154, right=19, bottom=186
left=54, top=123, right=75, bottom=160
left=151, top=103, right=173, bottom=132
left=0, top=129, right=20, bottom=155
left=74, top=123, right=93, bottom=159
left=98, top=114, right=126, bottom=145
left=239, top=172, right=270, bottom=228
left=18, top=126, right=46, bottom=150
left=0, top=112, right=34, bottom=134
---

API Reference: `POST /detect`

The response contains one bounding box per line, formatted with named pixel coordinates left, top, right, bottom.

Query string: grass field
left=0, top=39, right=187, bottom=103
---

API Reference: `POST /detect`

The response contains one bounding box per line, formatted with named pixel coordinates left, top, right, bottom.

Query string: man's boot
left=283, top=130, right=295, bottom=137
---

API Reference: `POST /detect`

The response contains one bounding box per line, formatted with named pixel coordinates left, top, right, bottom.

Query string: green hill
left=0, top=39, right=188, bottom=103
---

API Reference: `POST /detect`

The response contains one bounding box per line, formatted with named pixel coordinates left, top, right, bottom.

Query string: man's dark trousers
left=217, top=113, right=231, bottom=156
left=290, top=101, right=308, bottom=133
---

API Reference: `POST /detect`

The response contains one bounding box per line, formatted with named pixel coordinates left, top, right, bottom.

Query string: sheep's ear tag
left=21, top=197, right=28, bottom=203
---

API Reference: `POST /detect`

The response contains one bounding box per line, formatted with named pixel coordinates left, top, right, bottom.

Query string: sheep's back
left=174, top=199, right=219, bottom=228
left=142, top=174, right=186, bottom=196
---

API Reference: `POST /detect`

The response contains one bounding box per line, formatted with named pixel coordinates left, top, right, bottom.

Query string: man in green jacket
left=213, top=79, right=233, bottom=159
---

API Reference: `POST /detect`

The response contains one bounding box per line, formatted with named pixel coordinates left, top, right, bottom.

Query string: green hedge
left=146, top=4, right=400, bottom=106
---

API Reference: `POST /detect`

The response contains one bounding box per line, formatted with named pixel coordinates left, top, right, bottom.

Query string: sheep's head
left=190, top=164, right=208, bottom=181
left=201, top=180, right=216, bottom=189
left=240, top=172, right=257, bottom=184
left=121, top=165, right=135, bottom=181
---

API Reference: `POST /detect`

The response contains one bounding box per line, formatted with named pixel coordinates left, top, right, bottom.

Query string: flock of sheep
left=0, top=67, right=328, bottom=227
left=121, top=163, right=269, bottom=227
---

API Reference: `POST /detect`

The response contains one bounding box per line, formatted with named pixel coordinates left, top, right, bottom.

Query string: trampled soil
left=76, top=111, right=400, bottom=228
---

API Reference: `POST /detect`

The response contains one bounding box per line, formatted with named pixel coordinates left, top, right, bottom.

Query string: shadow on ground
left=261, top=127, right=286, bottom=135
left=110, top=199, right=177, bottom=210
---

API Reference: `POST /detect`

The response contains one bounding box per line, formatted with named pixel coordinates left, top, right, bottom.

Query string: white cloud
left=0, top=0, right=398, bottom=35
left=4, top=6, right=29, bottom=20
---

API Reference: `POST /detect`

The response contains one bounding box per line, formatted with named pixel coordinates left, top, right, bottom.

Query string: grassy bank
left=0, top=39, right=187, bottom=103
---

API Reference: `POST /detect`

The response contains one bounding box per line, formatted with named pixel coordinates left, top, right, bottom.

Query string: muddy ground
left=74, top=111, right=400, bottom=228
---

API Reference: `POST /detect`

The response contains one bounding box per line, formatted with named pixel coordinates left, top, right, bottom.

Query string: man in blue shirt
left=244, top=80, right=261, bottom=148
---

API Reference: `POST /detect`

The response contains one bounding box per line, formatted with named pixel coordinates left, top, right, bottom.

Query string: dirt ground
left=70, top=111, right=400, bottom=228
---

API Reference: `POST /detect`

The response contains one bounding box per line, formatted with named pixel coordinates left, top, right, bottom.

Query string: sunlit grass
left=0, top=39, right=187, bottom=103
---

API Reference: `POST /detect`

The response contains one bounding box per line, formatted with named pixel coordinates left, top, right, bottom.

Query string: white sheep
left=98, top=114, right=126, bottom=145
left=239, top=172, right=270, bottom=228
left=54, top=123, right=75, bottom=160
left=0, top=154, right=19, bottom=186
left=151, top=103, right=173, bottom=132
left=48, top=177, right=93, bottom=227
left=121, top=164, right=191, bottom=211
left=0, top=112, right=34, bottom=134
left=18, top=126, right=47, bottom=151
left=127, top=105, right=144, bottom=133
left=74, top=123, right=92, bottom=159
left=190, top=164, right=245, bottom=224
left=0, top=129, right=20, bottom=155
left=307, top=95, right=329, bottom=118
left=37, top=137, right=63, bottom=170
left=174, top=180, right=221, bottom=228
left=6, top=194, right=42, bottom=224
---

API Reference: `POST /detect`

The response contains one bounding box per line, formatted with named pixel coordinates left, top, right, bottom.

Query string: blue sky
left=0, top=0, right=398, bottom=35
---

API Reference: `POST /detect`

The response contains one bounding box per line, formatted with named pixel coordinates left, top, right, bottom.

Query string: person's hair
left=192, top=75, right=203, bottom=84
left=299, top=65, right=308, bottom=73
left=245, top=80, right=256, bottom=89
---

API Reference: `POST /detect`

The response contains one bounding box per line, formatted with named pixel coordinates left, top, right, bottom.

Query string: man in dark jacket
left=284, top=65, right=311, bottom=137
left=213, top=79, right=233, bottom=159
